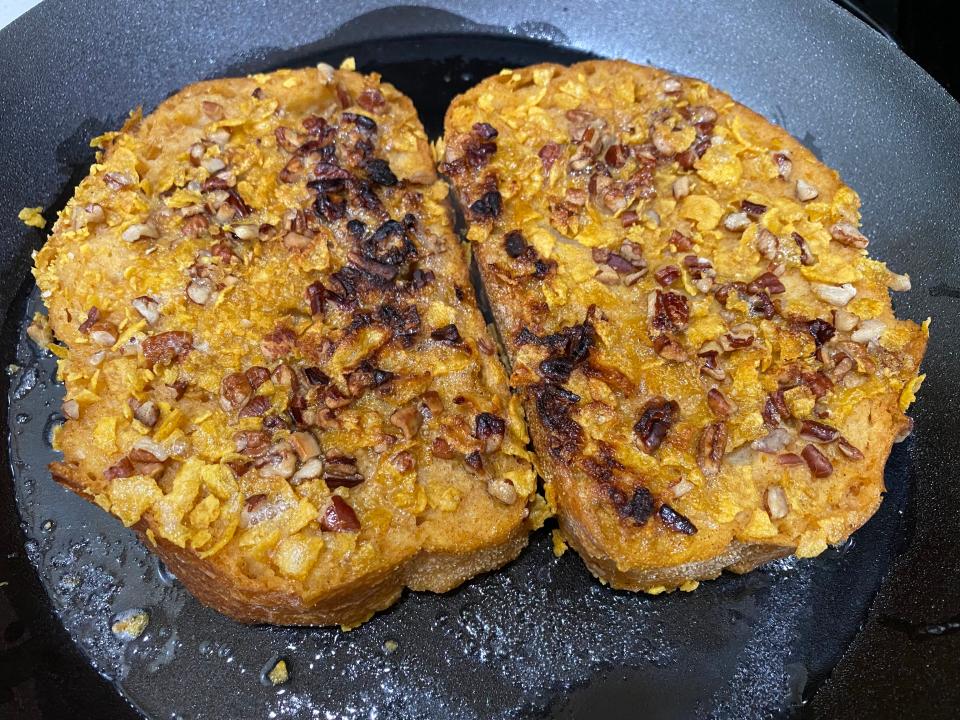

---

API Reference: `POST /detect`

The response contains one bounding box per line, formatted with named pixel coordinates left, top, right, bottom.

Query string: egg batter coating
left=442, top=59, right=927, bottom=592
left=34, top=63, right=537, bottom=626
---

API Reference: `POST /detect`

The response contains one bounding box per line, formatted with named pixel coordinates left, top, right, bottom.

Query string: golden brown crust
left=35, top=63, right=537, bottom=626
left=443, top=59, right=927, bottom=592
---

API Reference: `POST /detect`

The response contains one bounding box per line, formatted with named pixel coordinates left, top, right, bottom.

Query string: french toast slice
left=33, top=62, right=537, bottom=626
left=442, top=59, right=927, bottom=592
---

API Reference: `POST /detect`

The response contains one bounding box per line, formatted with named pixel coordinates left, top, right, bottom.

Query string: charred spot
left=327, top=266, right=362, bottom=306
left=346, top=219, right=366, bottom=238
left=314, top=190, right=347, bottom=222
left=430, top=323, right=462, bottom=344
left=411, top=268, right=435, bottom=289
left=533, top=258, right=556, bottom=279
left=504, top=230, right=528, bottom=258
left=313, top=161, right=350, bottom=184
left=805, top=318, right=836, bottom=349
left=658, top=504, right=697, bottom=534
left=361, top=220, right=416, bottom=266
left=376, top=303, right=421, bottom=341
left=473, top=412, right=507, bottom=440
left=340, top=112, right=377, bottom=134
left=609, top=486, right=655, bottom=526
left=351, top=180, right=385, bottom=213
left=469, top=190, right=502, bottom=220
left=532, top=383, right=582, bottom=459
left=346, top=361, right=394, bottom=396
left=365, top=158, right=397, bottom=186
left=539, top=357, right=574, bottom=383
left=303, top=366, right=330, bottom=385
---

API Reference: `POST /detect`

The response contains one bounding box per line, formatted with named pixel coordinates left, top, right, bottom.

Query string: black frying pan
left=1, top=2, right=958, bottom=718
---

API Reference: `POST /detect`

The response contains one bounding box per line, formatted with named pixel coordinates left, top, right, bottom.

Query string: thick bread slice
left=442, top=60, right=927, bottom=593
left=34, top=63, right=537, bottom=626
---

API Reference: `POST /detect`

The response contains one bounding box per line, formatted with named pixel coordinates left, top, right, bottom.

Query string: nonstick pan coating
left=1, top=2, right=959, bottom=718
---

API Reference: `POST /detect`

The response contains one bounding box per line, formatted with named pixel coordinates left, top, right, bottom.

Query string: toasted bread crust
left=443, top=59, right=927, bottom=592
left=36, top=64, right=537, bottom=626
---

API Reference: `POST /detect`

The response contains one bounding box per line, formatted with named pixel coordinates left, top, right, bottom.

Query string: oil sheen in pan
left=5, top=35, right=914, bottom=720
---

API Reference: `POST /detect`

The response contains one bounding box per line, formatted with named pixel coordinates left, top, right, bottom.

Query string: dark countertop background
left=837, top=0, right=957, bottom=97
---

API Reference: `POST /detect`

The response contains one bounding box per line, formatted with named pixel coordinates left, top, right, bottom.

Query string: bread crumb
left=19, top=207, right=46, bottom=229
left=267, top=659, right=289, bottom=686
left=551, top=528, right=568, bottom=557
left=111, top=608, right=149, bottom=640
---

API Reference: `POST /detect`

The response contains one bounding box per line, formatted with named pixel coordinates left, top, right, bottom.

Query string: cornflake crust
left=443, top=59, right=927, bottom=592
left=33, top=62, right=537, bottom=626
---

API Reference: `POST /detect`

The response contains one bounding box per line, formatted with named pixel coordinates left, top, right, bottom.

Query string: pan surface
left=1, top=2, right=958, bottom=718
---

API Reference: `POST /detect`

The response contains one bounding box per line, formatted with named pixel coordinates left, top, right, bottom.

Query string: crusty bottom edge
left=558, top=515, right=793, bottom=592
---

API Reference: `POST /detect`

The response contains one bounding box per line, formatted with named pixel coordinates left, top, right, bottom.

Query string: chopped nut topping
left=121, top=223, right=159, bottom=242
left=829, top=222, right=869, bottom=249
left=723, top=212, right=750, bottom=232
left=706, top=388, right=734, bottom=417
left=61, top=398, right=80, bottom=420
left=220, top=372, right=252, bottom=412
left=186, top=277, right=213, bottom=305
left=799, top=419, right=840, bottom=443
left=486, top=477, right=517, bottom=505
left=323, top=455, right=364, bottom=489
left=289, top=431, right=321, bottom=460
left=837, top=437, right=865, bottom=460
left=321, top=496, right=360, bottom=532
left=791, top=232, right=817, bottom=266
left=131, top=296, right=160, bottom=325
left=658, top=504, right=697, bottom=534
left=389, top=404, right=422, bottom=440
left=131, top=399, right=159, bottom=427
left=765, top=486, right=789, bottom=519
left=88, top=322, right=118, bottom=346
left=887, top=271, right=911, bottom=292
left=801, top=443, right=833, bottom=477
left=755, top=228, right=779, bottom=260
left=142, top=331, right=193, bottom=366
left=634, top=397, right=679, bottom=453
left=795, top=178, right=819, bottom=201
left=475, top=412, right=506, bottom=453
left=851, top=319, right=886, bottom=344
left=752, top=428, right=791, bottom=453
left=811, top=282, right=857, bottom=307
left=697, top=422, right=727, bottom=477
left=772, top=151, right=792, bottom=180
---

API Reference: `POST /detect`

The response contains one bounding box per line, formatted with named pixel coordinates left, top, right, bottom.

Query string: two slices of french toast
left=32, top=58, right=926, bottom=624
